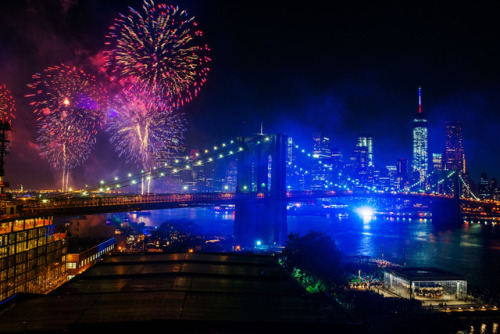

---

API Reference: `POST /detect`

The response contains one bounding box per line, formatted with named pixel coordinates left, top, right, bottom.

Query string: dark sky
left=1, top=0, right=500, bottom=190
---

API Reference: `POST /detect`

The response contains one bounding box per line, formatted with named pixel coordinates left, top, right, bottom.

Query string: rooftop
left=385, top=267, right=466, bottom=281
left=0, top=252, right=362, bottom=333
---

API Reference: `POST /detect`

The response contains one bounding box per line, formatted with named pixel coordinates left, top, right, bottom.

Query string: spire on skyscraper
left=418, top=85, right=422, bottom=114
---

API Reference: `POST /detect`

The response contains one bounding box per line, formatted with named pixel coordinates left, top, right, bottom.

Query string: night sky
left=1, top=0, right=500, bottom=190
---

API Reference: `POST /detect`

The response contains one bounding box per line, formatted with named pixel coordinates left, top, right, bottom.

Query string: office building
left=396, top=158, right=409, bottom=190
left=0, top=216, right=66, bottom=302
left=412, top=86, right=428, bottom=182
left=357, top=135, right=373, bottom=167
left=311, top=134, right=332, bottom=190
left=444, top=121, right=465, bottom=173
left=432, top=153, right=443, bottom=172
left=479, top=173, right=491, bottom=199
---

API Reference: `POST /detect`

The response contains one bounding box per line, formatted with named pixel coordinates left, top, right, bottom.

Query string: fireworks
left=0, top=84, right=15, bottom=125
left=26, top=64, right=107, bottom=191
left=105, top=0, right=211, bottom=107
left=37, top=113, right=95, bottom=171
left=107, top=83, right=185, bottom=172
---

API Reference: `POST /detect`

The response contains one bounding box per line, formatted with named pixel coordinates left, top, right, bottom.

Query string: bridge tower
left=432, top=172, right=462, bottom=228
left=234, top=133, right=288, bottom=248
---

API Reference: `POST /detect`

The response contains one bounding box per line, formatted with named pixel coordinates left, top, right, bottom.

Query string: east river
left=116, top=207, right=500, bottom=333
left=120, top=206, right=500, bottom=295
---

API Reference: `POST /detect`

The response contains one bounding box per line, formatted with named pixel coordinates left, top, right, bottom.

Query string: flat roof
left=0, top=252, right=362, bottom=333
left=385, top=267, right=465, bottom=281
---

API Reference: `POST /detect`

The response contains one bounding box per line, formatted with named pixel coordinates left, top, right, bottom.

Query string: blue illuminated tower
left=444, top=121, right=465, bottom=173
left=412, top=86, right=428, bottom=182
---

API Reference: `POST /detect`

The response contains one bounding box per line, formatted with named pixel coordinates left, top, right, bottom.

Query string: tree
left=281, top=231, right=343, bottom=284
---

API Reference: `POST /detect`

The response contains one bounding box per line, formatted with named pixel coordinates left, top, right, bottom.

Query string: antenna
left=260, top=122, right=263, bottom=135
left=418, top=86, right=422, bottom=114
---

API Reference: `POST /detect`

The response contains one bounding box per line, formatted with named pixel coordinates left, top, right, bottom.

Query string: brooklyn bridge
left=1, top=133, right=498, bottom=248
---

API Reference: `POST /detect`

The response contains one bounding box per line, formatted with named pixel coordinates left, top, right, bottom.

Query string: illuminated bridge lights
left=63, top=137, right=252, bottom=195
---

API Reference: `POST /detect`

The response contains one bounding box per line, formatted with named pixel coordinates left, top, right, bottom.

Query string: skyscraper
left=311, top=133, right=332, bottom=190
left=412, top=86, right=428, bottom=182
left=312, top=133, right=332, bottom=159
left=357, top=135, right=373, bottom=167
left=350, top=145, right=369, bottom=182
left=432, top=153, right=443, bottom=171
left=479, top=172, right=491, bottom=199
left=396, top=158, right=409, bottom=190
left=444, top=121, right=465, bottom=173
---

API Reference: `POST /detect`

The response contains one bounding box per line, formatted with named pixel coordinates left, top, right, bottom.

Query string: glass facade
left=0, top=216, right=66, bottom=302
left=412, top=87, right=428, bottom=183
left=412, top=280, right=467, bottom=300
left=412, top=121, right=428, bottom=182
left=384, top=269, right=467, bottom=300
left=384, top=271, right=411, bottom=298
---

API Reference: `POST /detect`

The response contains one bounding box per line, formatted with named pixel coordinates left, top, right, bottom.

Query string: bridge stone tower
left=234, top=133, right=288, bottom=248
left=432, top=172, right=462, bottom=228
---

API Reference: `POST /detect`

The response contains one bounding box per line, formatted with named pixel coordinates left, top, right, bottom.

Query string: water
left=117, top=207, right=500, bottom=295
left=113, top=207, right=500, bottom=333
left=289, top=215, right=500, bottom=295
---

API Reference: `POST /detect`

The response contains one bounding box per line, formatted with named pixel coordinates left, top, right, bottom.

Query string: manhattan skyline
left=0, top=0, right=499, bottom=189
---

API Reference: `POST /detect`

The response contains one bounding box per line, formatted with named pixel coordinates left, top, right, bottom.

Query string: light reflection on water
left=455, top=322, right=499, bottom=334
left=111, top=207, right=500, bottom=294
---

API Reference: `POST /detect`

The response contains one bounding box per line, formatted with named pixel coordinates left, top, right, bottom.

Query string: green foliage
left=290, top=267, right=328, bottom=293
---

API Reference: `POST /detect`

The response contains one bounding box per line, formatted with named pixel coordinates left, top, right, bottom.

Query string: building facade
left=444, top=121, right=465, bottom=173
left=66, top=238, right=115, bottom=280
left=0, top=216, right=66, bottom=302
left=357, top=135, right=373, bottom=167
left=412, top=86, right=428, bottom=182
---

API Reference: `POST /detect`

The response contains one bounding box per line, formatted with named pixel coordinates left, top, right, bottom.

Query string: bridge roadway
left=1, top=190, right=498, bottom=222
left=0, top=190, right=441, bottom=220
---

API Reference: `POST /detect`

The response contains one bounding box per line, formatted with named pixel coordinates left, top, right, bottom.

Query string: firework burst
left=26, top=64, right=107, bottom=191
left=107, top=83, right=185, bottom=174
left=105, top=0, right=211, bottom=107
left=0, top=84, right=15, bottom=125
